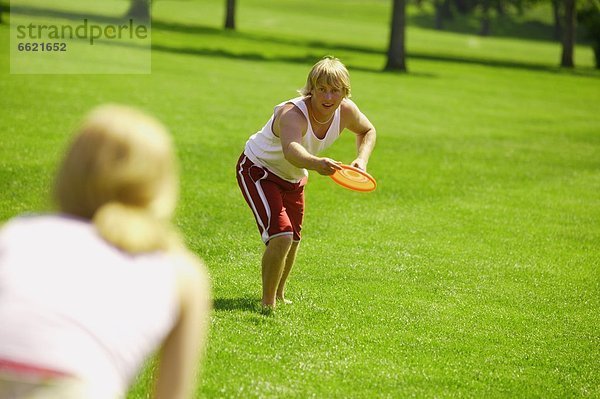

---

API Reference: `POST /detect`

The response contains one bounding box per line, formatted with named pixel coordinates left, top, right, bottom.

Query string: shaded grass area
left=1, top=0, right=599, bottom=398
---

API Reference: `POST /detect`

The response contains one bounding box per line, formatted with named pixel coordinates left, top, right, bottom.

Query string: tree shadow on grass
left=151, top=43, right=599, bottom=78
left=150, top=43, right=322, bottom=66
left=407, top=52, right=600, bottom=78
left=213, top=296, right=259, bottom=312
left=6, top=3, right=127, bottom=24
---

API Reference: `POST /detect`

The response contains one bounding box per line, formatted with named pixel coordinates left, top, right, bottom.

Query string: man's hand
left=350, top=158, right=367, bottom=171
left=315, top=157, right=343, bottom=175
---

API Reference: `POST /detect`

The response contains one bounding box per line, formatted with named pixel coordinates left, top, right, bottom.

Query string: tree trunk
left=454, top=0, right=470, bottom=14
left=224, top=0, right=236, bottom=30
left=552, top=0, right=562, bottom=41
left=479, top=0, right=491, bottom=36
left=560, top=0, right=576, bottom=67
left=385, top=0, right=407, bottom=72
left=434, top=0, right=453, bottom=30
left=126, top=0, right=151, bottom=20
left=434, top=0, right=444, bottom=30
left=495, top=1, right=505, bottom=16
left=441, top=0, right=453, bottom=19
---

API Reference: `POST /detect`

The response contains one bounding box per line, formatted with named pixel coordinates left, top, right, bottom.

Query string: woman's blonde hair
left=54, top=105, right=182, bottom=253
left=298, top=56, right=351, bottom=98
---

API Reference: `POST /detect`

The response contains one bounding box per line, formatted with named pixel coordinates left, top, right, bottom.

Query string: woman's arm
left=153, top=254, right=212, bottom=399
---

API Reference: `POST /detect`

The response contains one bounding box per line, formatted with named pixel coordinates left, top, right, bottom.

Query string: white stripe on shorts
left=238, top=156, right=271, bottom=243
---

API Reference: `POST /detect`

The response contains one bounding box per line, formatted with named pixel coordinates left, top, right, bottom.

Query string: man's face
left=311, top=80, right=344, bottom=114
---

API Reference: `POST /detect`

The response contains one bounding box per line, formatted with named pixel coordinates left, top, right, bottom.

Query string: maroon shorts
left=236, top=153, right=306, bottom=244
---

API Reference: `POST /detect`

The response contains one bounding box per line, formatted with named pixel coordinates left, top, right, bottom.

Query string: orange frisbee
left=329, top=164, right=377, bottom=192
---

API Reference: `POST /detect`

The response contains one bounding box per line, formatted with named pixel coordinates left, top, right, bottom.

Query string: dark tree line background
left=407, top=0, right=599, bottom=69
left=209, top=0, right=600, bottom=70
left=1, top=0, right=597, bottom=70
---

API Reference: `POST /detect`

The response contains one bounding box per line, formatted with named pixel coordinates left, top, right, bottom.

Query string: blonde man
left=0, top=105, right=211, bottom=399
left=236, top=56, right=376, bottom=310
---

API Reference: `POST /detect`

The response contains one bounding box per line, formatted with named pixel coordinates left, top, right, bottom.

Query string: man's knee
left=267, top=234, right=293, bottom=251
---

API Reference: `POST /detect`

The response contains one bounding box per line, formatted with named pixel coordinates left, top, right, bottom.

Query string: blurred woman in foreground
left=0, top=105, right=211, bottom=399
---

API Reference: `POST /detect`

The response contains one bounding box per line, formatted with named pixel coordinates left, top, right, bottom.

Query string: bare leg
left=261, top=235, right=293, bottom=308
left=277, top=241, right=300, bottom=304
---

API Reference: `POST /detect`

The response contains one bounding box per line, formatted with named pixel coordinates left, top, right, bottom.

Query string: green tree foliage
left=430, top=0, right=548, bottom=36
left=423, top=0, right=588, bottom=67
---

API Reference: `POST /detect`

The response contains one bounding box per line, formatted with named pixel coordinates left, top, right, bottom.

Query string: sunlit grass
left=0, top=0, right=599, bottom=397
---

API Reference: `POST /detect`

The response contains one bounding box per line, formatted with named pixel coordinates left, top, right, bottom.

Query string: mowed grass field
left=1, top=0, right=599, bottom=397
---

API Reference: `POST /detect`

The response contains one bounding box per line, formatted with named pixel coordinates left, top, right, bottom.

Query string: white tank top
left=0, top=215, right=180, bottom=398
left=244, top=96, right=342, bottom=182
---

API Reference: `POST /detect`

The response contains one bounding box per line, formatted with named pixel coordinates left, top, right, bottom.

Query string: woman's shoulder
left=169, top=250, right=211, bottom=307
left=1, top=214, right=90, bottom=240
left=169, top=252, right=209, bottom=286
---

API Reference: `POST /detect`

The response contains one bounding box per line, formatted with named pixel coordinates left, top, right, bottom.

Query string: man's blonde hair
left=54, top=105, right=182, bottom=253
left=298, top=56, right=351, bottom=98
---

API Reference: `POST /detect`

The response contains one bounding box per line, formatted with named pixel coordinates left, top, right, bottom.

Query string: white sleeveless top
left=0, top=215, right=180, bottom=398
left=244, top=96, right=342, bottom=182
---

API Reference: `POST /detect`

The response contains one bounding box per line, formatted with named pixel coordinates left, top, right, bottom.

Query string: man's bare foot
left=260, top=303, right=275, bottom=315
left=276, top=296, right=292, bottom=305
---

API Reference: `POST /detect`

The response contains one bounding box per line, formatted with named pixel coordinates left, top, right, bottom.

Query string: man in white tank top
left=236, top=56, right=376, bottom=310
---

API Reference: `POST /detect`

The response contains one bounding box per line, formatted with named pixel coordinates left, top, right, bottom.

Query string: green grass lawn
left=1, top=0, right=599, bottom=397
